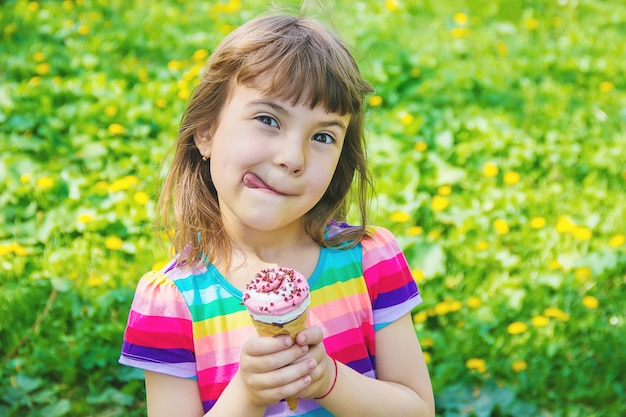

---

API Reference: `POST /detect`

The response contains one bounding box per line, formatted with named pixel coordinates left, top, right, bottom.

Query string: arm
left=295, top=316, right=434, bottom=417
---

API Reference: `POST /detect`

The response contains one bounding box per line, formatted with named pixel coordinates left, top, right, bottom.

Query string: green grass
left=1, top=0, right=625, bottom=416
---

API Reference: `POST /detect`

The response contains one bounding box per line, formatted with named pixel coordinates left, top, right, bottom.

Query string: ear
left=193, top=124, right=212, bottom=158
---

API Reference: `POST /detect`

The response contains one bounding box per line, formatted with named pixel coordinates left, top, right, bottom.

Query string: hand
left=292, top=326, right=337, bottom=400
left=237, top=334, right=317, bottom=407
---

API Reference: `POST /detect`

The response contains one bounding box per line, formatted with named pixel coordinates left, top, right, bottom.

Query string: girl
left=120, top=12, right=434, bottom=417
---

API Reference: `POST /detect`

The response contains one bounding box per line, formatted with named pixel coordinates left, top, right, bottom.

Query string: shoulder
left=361, top=226, right=405, bottom=267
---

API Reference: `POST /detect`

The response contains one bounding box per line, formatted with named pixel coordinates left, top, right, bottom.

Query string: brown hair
left=157, top=13, right=374, bottom=267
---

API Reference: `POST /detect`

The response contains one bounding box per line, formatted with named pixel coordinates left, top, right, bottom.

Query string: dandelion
left=407, top=226, right=423, bottom=236
left=390, top=211, right=411, bottom=223
left=28, top=2, right=39, bottom=12
left=427, top=230, right=440, bottom=241
left=414, top=141, right=428, bottom=152
left=151, top=260, right=169, bottom=271
left=466, top=358, right=486, bottom=373
left=475, top=240, right=489, bottom=251
left=413, top=311, right=427, bottom=323
left=555, top=216, right=576, bottom=234
left=62, top=1, right=73, bottom=10
left=104, top=105, right=118, bottom=117
left=412, top=269, right=425, bottom=283
left=77, top=213, right=94, bottom=224
left=548, top=259, right=562, bottom=270
left=77, top=24, right=89, bottom=35
left=431, top=195, right=450, bottom=212
left=524, top=17, right=539, bottom=30
left=574, top=266, right=593, bottom=282
left=192, top=48, right=209, bottom=61
left=453, top=12, right=468, bottom=25
left=108, top=175, right=139, bottom=192
left=503, top=171, right=520, bottom=185
left=423, top=352, right=432, bottom=365
left=582, top=295, right=599, bottom=309
left=572, top=226, right=592, bottom=241
left=599, top=81, right=614, bottom=93
left=33, top=52, right=45, bottom=62
left=37, top=176, right=54, bottom=190
left=421, top=337, right=435, bottom=348
left=448, top=300, right=463, bottom=312
left=511, top=360, right=528, bottom=373
left=482, top=162, right=499, bottom=177
left=385, top=0, right=399, bottom=12
left=20, top=174, right=31, bottom=184
left=36, top=62, right=51, bottom=75
left=410, top=68, right=421, bottom=78
left=434, top=301, right=451, bottom=316
left=543, top=307, right=570, bottom=322
left=495, top=40, right=508, bottom=56
left=531, top=315, right=549, bottom=327
left=178, top=89, right=191, bottom=100
left=493, top=218, right=510, bottom=235
left=609, top=234, right=625, bottom=247
left=400, top=112, right=414, bottom=125
left=104, top=236, right=123, bottom=251
left=450, top=27, right=472, bottom=38
left=368, top=95, right=383, bottom=107
left=133, top=191, right=150, bottom=205
left=108, top=123, right=125, bottom=135
left=507, top=321, right=528, bottom=335
left=138, top=68, right=149, bottom=82
left=530, top=216, right=546, bottom=229
left=167, top=60, right=182, bottom=71
left=87, top=276, right=103, bottom=287
left=467, top=296, right=482, bottom=309
left=155, top=98, right=167, bottom=108
left=437, top=185, right=452, bottom=196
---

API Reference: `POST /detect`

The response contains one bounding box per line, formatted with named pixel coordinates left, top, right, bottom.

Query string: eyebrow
left=248, top=100, right=348, bottom=132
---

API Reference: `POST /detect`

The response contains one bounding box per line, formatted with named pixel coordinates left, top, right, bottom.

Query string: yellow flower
left=167, top=60, right=182, bottom=71
left=28, top=2, right=39, bottom=12
left=37, top=176, right=54, bottom=190
left=410, top=68, right=421, bottom=78
left=400, top=112, right=414, bottom=125
left=152, top=260, right=169, bottom=271
left=475, top=240, right=489, bottom=251
left=62, top=0, right=73, bottom=10
left=390, top=211, right=411, bottom=223
left=511, top=360, right=528, bottom=373
left=555, top=216, right=575, bottom=234
left=407, top=226, right=423, bottom=236
left=503, top=171, right=520, bottom=185
left=427, top=230, right=440, bottom=241
left=609, top=234, right=625, bottom=247
left=87, top=276, right=103, bottom=287
left=507, top=321, right=528, bottom=335
left=36, top=62, right=51, bottom=75
left=493, top=218, right=510, bottom=235
left=548, top=259, right=562, bottom=270
left=104, top=236, right=123, bottom=250
left=368, top=95, right=383, bottom=107
left=133, top=191, right=150, bottom=205
left=451, top=27, right=472, bottom=38
left=20, top=174, right=31, bottom=184
left=108, top=123, right=125, bottom=135
left=482, top=162, right=499, bottom=177
left=414, top=141, right=428, bottom=152
left=453, top=12, right=468, bottom=25
left=421, top=337, right=435, bottom=348
left=543, top=307, right=570, bottom=322
left=431, top=195, right=450, bottom=212
left=572, top=226, right=592, bottom=241
left=433, top=301, right=450, bottom=316
left=3, top=243, right=28, bottom=256
left=467, top=296, right=482, bottom=309
left=138, top=68, right=149, bottom=82
left=192, top=48, right=209, bottom=61
left=77, top=213, right=94, bottom=224
left=104, top=105, right=118, bottom=117
left=178, top=89, right=191, bottom=100
left=413, top=311, right=427, bottom=323
left=599, top=81, right=614, bottom=93
left=385, top=0, right=399, bottom=12
left=466, top=358, right=486, bottom=373
left=582, top=295, right=599, bottom=309
left=77, top=24, right=89, bottom=35
left=449, top=300, right=463, bottom=312
left=423, top=352, right=432, bottom=365
left=524, top=17, right=539, bottom=30
left=531, top=315, right=549, bottom=327
left=155, top=98, right=167, bottom=108
left=495, top=40, right=508, bottom=56
left=412, top=269, right=425, bottom=283
left=33, top=52, right=45, bottom=62
left=437, top=185, right=452, bottom=196
left=574, top=266, right=593, bottom=282
left=530, top=216, right=546, bottom=229
left=108, top=175, right=138, bottom=192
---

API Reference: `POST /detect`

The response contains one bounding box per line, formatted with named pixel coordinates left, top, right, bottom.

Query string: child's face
left=195, top=83, right=351, bottom=236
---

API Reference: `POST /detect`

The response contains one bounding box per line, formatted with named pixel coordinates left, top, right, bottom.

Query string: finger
left=295, top=326, right=324, bottom=346
left=244, top=343, right=310, bottom=374
left=249, top=357, right=317, bottom=394
left=244, top=335, right=293, bottom=357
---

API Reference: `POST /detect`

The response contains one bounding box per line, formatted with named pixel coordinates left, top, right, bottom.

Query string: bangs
left=234, top=22, right=365, bottom=116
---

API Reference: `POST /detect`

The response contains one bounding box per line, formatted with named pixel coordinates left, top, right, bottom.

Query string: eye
left=255, top=115, right=279, bottom=128
left=312, top=133, right=335, bottom=144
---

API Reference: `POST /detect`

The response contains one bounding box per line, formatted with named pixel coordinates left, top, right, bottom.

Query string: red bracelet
left=314, top=357, right=338, bottom=400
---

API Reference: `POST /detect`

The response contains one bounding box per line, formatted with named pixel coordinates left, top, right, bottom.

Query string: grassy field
left=1, top=0, right=625, bottom=416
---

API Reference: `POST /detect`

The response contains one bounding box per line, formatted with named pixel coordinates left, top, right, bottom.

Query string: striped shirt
left=119, top=224, right=421, bottom=416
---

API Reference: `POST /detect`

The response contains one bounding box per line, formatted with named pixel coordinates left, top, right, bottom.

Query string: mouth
left=243, top=173, right=286, bottom=195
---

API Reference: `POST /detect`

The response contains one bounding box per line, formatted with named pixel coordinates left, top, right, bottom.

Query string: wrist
left=314, top=357, right=338, bottom=400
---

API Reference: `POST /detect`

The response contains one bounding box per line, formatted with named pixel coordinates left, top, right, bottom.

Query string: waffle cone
left=251, top=311, right=308, bottom=411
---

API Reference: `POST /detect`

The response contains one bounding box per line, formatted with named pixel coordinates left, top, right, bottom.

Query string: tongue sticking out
left=243, top=173, right=268, bottom=189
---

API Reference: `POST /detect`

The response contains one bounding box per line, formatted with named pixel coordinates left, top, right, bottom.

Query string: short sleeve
left=362, top=227, right=422, bottom=331
left=119, top=270, right=197, bottom=379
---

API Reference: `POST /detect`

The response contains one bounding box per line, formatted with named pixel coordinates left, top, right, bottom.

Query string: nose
left=274, top=135, right=305, bottom=175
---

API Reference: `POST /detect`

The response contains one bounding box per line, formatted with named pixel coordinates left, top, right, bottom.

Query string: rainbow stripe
left=120, top=225, right=421, bottom=416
